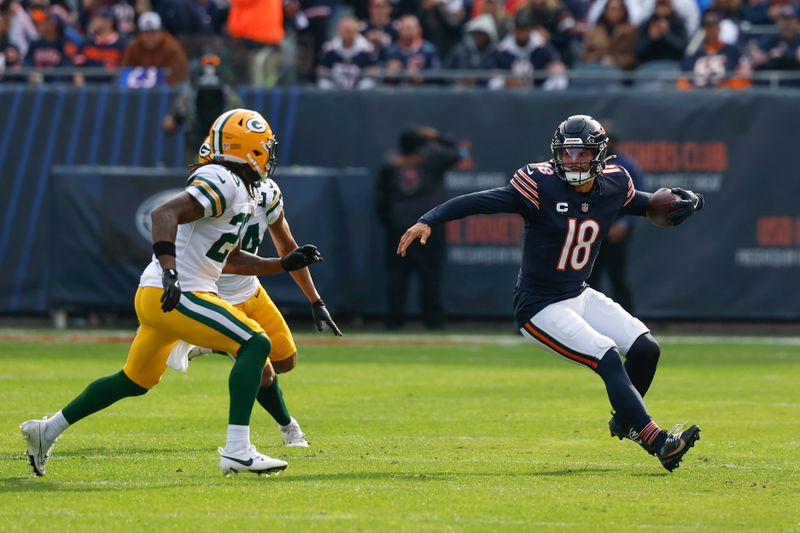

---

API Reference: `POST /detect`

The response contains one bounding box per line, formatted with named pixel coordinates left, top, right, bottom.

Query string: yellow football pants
left=123, top=287, right=264, bottom=389
left=234, top=284, right=297, bottom=362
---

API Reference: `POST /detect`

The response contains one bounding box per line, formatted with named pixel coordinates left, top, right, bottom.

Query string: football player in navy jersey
left=397, top=115, right=705, bottom=472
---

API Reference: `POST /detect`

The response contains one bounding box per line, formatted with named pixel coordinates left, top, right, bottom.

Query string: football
left=646, top=188, right=681, bottom=227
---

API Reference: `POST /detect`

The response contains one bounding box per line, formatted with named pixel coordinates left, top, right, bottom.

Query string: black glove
left=281, top=244, right=323, bottom=271
left=668, top=187, right=704, bottom=226
left=311, top=299, right=343, bottom=336
left=160, top=268, right=181, bottom=312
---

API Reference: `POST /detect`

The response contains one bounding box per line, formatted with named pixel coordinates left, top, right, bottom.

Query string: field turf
left=1, top=331, right=799, bottom=531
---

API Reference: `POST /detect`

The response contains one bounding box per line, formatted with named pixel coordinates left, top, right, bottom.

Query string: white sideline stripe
left=179, top=295, right=251, bottom=341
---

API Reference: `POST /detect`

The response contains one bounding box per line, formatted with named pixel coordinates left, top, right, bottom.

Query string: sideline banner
left=2, top=87, right=798, bottom=318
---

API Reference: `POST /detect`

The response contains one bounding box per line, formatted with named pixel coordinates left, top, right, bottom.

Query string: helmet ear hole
left=253, top=149, right=262, bottom=157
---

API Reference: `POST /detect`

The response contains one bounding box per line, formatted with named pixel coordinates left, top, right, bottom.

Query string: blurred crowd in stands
left=1, top=0, right=799, bottom=88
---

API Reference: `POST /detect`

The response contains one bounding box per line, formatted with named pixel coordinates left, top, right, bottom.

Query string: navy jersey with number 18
left=419, top=161, right=639, bottom=326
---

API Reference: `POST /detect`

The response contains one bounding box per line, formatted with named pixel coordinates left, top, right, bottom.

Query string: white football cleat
left=280, top=417, right=309, bottom=447
left=20, top=418, right=58, bottom=476
left=218, top=445, right=288, bottom=476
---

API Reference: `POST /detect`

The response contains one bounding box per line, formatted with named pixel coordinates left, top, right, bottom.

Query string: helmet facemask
left=552, top=140, right=608, bottom=186
left=246, top=137, right=278, bottom=182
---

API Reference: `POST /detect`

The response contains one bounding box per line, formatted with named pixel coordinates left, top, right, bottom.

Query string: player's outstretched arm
left=223, top=245, right=323, bottom=275
left=268, top=212, right=343, bottom=336
left=397, top=186, right=526, bottom=256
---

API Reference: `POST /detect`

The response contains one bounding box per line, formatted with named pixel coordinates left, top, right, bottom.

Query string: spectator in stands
left=582, top=0, right=638, bottom=70
left=489, top=11, right=567, bottom=89
left=678, top=11, right=750, bottom=89
left=163, top=55, right=242, bottom=162
left=751, top=4, right=800, bottom=83
left=418, top=0, right=466, bottom=59
left=25, top=9, right=84, bottom=84
left=0, top=7, right=22, bottom=74
left=516, top=0, right=578, bottom=66
left=588, top=0, right=698, bottom=38
left=47, top=5, right=85, bottom=63
left=227, top=0, right=284, bottom=81
left=385, top=15, right=441, bottom=83
left=377, top=127, right=466, bottom=330
left=122, top=12, right=189, bottom=85
left=317, top=16, right=379, bottom=89
left=635, top=0, right=688, bottom=64
left=444, top=13, right=498, bottom=77
left=362, top=0, right=396, bottom=61
left=0, top=0, right=37, bottom=59
left=476, top=0, right=511, bottom=41
left=80, top=8, right=125, bottom=69
left=708, top=0, right=743, bottom=45
left=78, top=0, right=136, bottom=38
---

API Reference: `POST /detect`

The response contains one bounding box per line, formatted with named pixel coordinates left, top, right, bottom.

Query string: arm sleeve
left=419, top=185, right=527, bottom=226
left=620, top=190, right=652, bottom=216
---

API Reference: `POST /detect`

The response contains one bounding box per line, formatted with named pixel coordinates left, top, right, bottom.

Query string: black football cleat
left=657, top=424, right=701, bottom=472
left=608, top=412, right=657, bottom=455
left=608, top=412, right=628, bottom=440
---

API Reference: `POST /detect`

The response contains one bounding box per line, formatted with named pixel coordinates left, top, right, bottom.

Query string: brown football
left=646, top=188, right=682, bottom=227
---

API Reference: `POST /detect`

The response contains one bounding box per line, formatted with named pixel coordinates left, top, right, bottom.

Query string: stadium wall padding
left=1, top=86, right=798, bottom=319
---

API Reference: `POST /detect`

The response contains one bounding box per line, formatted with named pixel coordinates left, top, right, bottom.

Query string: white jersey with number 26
left=139, top=164, right=257, bottom=293
left=216, top=179, right=284, bottom=305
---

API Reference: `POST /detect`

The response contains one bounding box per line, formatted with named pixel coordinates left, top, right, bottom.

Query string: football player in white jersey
left=168, top=138, right=342, bottom=448
left=20, top=109, right=323, bottom=477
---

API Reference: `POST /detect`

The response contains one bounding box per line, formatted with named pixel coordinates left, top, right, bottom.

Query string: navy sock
left=624, top=333, right=661, bottom=397
left=595, top=348, right=652, bottom=430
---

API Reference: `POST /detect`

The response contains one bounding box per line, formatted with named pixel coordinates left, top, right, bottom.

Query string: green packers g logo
left=198, top=142, right=211, bottom=159
left=246, top=118, right=267, bottom=133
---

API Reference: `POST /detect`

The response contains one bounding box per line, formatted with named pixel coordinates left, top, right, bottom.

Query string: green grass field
left=1, top=331, right=799, bottom=531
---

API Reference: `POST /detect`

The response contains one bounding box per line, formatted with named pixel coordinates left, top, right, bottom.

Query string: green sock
left=257, top=376, right=291, bottom=426
left=61, top=370, right=148, bottom=425
left=229, top=334, right=271, bottom=426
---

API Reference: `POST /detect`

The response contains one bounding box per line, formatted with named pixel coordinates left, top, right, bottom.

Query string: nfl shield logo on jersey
left=581, top=202, right=589, bottom=213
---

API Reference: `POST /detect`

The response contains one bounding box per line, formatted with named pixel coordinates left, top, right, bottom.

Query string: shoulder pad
left=509, top=162, right=549, bottom=209
left=259, top=179, right=284, bottom=224
left=522, top=161, right=557, bottom=177
left=185, top=165, right=240, bottom=218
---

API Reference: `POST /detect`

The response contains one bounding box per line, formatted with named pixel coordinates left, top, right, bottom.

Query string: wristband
left=153, top=241, right=176, bottom=257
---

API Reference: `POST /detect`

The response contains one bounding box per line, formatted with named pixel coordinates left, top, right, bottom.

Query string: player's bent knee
left=238, top=333, right=272, bottom=363
left=595, top=347, right=624, bottom=377
left=628, top=333, right=660, bottom=363
left=119, top=369, right=150, bottom=396
left=272, top=353, right=297, bottom=374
